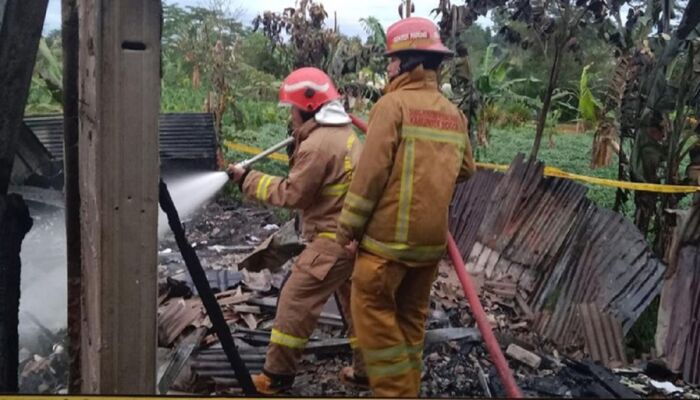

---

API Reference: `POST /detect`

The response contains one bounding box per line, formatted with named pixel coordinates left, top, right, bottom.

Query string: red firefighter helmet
left=385, top=17, right=453, bottom=56
left=278, top=67, right=340, bottom=112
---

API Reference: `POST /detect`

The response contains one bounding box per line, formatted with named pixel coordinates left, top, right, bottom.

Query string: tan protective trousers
left=263, top=238, right=365, bottom=379
left=351, top=250, right=439, bottom=397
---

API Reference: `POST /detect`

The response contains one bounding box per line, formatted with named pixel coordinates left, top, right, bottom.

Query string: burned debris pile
left=146, top=162, right=698, bottom=397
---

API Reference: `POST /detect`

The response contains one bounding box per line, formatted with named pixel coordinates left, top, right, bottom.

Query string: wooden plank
left=78, top=0, right=161, bottom=394
left=0, top=0, right=48, bottom=392
left=62, top=0, right=82, bottom=393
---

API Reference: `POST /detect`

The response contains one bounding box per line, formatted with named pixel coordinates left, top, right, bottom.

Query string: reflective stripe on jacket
left=242, top=119, right=362, bottom=242
left=337, top=66, right=475, bottom=265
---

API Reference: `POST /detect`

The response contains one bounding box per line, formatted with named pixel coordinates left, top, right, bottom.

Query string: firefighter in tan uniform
left=335, top=17, right=476, bottom=397
left=228, top=67, right=367, bottom=394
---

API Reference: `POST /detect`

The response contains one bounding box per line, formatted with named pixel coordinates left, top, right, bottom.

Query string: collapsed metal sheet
left=657, top=205, right=700, bottom=384
left=577, top=303, right=627, bottom=368
left=449, top=155, right=665, bottom=347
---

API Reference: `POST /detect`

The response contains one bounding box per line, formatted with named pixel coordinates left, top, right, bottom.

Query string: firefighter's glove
left=344, top=240, right=359, bottom=258
left=227, top=163, right=250, bottom=189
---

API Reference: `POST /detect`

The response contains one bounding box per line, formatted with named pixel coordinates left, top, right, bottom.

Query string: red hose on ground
left=447, top=235, right=523, bottom=398
left=350, top=113, right=522, bottom=398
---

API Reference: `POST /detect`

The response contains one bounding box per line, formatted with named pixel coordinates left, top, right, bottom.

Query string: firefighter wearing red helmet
left=228, top=67, right=366, bottom=394
left=336, top=17, right=476, bottom=397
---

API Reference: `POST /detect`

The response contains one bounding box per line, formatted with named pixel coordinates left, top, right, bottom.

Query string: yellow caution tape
left=224, top=141, right=700, bottom=194
left=224, top=140, right=290, bottom=162
left=477, top=163, right=699, bottom=193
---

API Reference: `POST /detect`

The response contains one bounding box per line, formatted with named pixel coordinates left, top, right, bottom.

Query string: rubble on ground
left=18, top=328, right=68, bottom=394
left=150, top=195, right=700, bottom=397
left=18, top=178, right=700, bottom=396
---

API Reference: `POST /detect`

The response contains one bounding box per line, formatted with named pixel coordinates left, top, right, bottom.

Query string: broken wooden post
left=0, top=196, right=33, bottom=392
left=61, top=0, right=81, bottom=393
left=0, top=0, right=49, bottom=392
left=78, top=0, right=160, bottom=393
left=0, top=0, right=49, bottom=194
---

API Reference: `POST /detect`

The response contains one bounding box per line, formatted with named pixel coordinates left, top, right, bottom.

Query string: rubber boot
left=339, top=366, right=370, bottom=390
left=252, top=372, right=294, bottom=395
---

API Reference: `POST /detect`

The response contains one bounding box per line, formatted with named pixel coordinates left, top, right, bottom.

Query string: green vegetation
left=25, top=0, right=697, bottom=240
left=477, top=127, right=621, bottom=209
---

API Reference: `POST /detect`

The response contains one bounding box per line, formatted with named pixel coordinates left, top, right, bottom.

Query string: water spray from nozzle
left=157, top=171, right=230, bottom=238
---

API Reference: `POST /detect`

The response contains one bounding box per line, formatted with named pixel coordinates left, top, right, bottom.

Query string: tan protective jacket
left=242, top=119, right=362, bottom=243
left=336, top=66, right=475, bottom=265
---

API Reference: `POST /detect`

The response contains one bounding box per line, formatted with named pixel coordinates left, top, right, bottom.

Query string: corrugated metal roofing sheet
left=577, top=303, right=627, bottom=368
left=657, top=205, right=700, bottom=384
left=24, top=113, right=217, bottom=167
left=449, top=154, right=665, bottom=348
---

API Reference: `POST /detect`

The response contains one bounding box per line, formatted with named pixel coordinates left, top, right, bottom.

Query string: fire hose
left=233, top=114, right=523, bottom=397
left=159, top=180, right=257, bottom=396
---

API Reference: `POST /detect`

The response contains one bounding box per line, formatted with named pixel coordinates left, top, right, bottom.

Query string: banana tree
left=474, top=44, right=541, bottom=145
left=610, top=0, right=700, bottom=253
left=327, top=17, right=387, bottom=110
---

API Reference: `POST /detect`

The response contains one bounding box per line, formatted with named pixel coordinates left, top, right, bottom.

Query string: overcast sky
left=43, top=0, right=491, bottom=37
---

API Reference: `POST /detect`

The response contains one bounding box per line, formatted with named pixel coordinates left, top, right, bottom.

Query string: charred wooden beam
left=0, top=194, right=32, bottom=392
left=0, top=0, right=49, bottom=194
left=0, top=0, right=49, bottom=392
left=61, top=0, right=81, bottom=393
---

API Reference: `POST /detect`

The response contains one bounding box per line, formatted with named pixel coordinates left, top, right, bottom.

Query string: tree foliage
left=252, top=0, right=339, bottom=70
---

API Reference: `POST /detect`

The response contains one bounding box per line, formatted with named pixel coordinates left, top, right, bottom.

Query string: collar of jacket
left=288, top=118, right=321, bottom=167
left=383, top=65, right=439, bottom=94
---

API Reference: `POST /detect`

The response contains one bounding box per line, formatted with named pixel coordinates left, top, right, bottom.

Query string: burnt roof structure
left=449, top=155, right=665, bottom=353
left=19, top=112, right=218, bottom=187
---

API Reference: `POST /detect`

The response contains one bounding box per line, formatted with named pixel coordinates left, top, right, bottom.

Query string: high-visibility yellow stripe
left=363, top=343, right=408, bottom=363
left=344, top=134, right=357, bottom=173
left=225, top=139, right=700, bottom=194
left=270, top=328, right=308, bottom=349
left=407, top=342, right=424, bottom=355
left=407, top=342, right=424, bottom=371
left=322, top=182, right=350, bottom=197
left=361, top=235, right=446, bottom=263
left=365, top=359, right=413, bottom=378
left=396, top=139, right=415, bottom=242
left=410, top=360, right=423, bottom=371
left=349, top=337, right=359, bottom=349
left=402, top=125, right=467, bottom=147
left=339, top=208, right=368, bottom=228
left=255, top=175, right=268, bottom=200
left=262, top=176, right=273, bottom=200
left=318, top=232, right=337, bottom=240
left=345, top=192, right=374, bottom=213
left=255, top=175, right=273, bottom=201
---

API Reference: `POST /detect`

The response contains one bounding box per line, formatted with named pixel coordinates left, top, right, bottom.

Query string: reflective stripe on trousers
left=363, top=342, right=423, bottom=377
